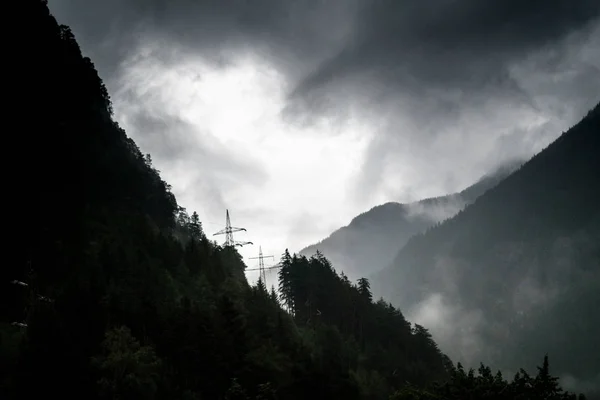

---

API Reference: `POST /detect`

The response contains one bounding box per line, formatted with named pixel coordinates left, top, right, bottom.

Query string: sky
left=48, top=0, right=600, bottom=286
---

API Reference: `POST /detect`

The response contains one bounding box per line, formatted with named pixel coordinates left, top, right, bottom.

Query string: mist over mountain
left=372, top=103, right=600, bottom=393
left=299, top=161, right=520, bottom=281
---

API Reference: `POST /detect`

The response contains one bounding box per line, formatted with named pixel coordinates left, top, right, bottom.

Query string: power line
left=245, top=265, right=281, bottom=272
left=213, top=209, right=253, bottom=247
left=11, top=280, right=53, bottom=303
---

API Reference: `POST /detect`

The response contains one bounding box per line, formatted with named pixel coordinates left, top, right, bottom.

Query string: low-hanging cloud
left=404, top=195, right=467, bottom=224
left=408, top=292, right=487, bottom=367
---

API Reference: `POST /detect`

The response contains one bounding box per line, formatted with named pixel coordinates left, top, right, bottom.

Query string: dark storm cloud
left=288, top=0, right=600, bottom=116
left=49, top=0, right=600, bottom=206
left=48, top=0, right=357, bottom=85
left=286, top=0, right=600, bottom=203
left=49, top=0, right=600, bottom=129
left=50, top=0, right=600, bottom=110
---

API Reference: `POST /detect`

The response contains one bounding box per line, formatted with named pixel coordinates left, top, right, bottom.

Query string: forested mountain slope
left=2, top=1, right=452, bottom=398
left=300, top=163, right=518, bottom=281
left=373, top=102, right=600, bottom=393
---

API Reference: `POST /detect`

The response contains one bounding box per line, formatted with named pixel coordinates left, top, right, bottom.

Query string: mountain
left=372, top=103, right=600, bottom=393
left=299, top=162, right=519, bottom=281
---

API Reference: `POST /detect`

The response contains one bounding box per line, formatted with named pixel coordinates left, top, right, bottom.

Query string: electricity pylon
left=248, top=246, right=274, bottom=284
left=9, top=259, right=53, bottom=329
left=213, top=209, right=253, bottom=247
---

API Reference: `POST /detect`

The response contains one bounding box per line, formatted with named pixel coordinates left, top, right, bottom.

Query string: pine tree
left=277, top=249, right=295, bottom=314
left=357, top=277, right=372, bottom=302
left=189, top=211, right=204, bottom=240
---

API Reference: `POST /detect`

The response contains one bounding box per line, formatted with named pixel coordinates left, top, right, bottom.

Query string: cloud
left=51, top=0, right=600, bottom=124
left=48, top=0, right=357, bottom=85
left=408, top=292, right=486, bottom=366
left=283, top=1, right=600, bottom=203
left=404, top=195, right=467, bottom=224
left=290, top=0, right=600, bottom=102
left=112, top=50, right=271, bottom=218
left=48, top=0, right=600, bottom=269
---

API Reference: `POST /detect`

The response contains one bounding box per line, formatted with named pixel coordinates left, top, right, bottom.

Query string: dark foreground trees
left=391, top=355, right=588, bottom=400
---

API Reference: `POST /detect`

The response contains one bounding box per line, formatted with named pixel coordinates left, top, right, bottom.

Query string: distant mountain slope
left=372, top=103, right=600, bottom=388
left=299, top=162, right=519, bottom=281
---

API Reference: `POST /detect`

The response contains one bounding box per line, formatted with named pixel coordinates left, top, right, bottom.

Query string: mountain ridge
left=372, top=102, right=600, bottom=389
left=299, top=160, right=522, bottom=281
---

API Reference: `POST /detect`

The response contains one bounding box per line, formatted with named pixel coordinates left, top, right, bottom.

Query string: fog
left=403, top=195, right=467, bottom=224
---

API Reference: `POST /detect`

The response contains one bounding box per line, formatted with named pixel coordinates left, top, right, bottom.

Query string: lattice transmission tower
left=213, top=209, right=253, bottom=247
left=8, top=258, right=53, bottom=329
left=248, top=246, right=275, bottom=284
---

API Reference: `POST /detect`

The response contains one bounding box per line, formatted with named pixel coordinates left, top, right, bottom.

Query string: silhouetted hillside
left=300, top=163, right=519, bottom=281
left=373, top=102, right=600, bottom=393
left=3, top=1, right=452, bottom=398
